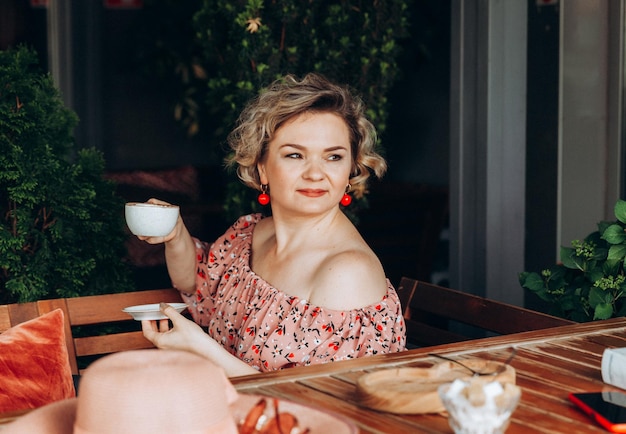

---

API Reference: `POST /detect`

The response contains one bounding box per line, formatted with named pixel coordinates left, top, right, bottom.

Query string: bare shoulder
left=309, top=246, right=388, bottom=311
left=254, top=215, right=273, bottom=232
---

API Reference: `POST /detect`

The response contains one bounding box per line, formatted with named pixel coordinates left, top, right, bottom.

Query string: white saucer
left=122, top=303, right=188, bottom=321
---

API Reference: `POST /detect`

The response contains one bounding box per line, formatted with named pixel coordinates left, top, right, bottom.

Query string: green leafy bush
left=520, top=200, right=626, bottom=322
left=0, top=46, right=134, bottom=303
left=192, top=0, right=410, bottom=141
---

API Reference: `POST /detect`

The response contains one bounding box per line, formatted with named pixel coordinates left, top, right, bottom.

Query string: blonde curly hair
left=226, top=73, right=387, bottom=199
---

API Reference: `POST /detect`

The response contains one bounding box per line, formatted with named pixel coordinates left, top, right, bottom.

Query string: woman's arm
left=142, top=304, right=258, bottom=377
left=137, top=199, right=197, bottom=294
left=163, top=222, right=196, bottom=294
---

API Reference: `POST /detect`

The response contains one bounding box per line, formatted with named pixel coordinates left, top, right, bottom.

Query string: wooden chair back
left=0, top=289, right=183, bottom=375
left=397, top=277, right=575, bottom=347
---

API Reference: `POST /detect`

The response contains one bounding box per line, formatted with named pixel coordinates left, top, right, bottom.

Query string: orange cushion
left=0, top=309, right=75, bottom=413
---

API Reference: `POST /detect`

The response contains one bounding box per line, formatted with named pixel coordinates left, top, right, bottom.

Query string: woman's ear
left=257, top=162, right=268, bottom=185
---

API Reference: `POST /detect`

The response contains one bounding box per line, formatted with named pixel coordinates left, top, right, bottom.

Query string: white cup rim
left=125, top=202, right=179, bottom=209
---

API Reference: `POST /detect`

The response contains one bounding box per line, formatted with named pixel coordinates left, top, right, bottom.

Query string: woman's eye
left=328, top=154, right=343, bottom=161
left=285, top=153, right=302, bottom=159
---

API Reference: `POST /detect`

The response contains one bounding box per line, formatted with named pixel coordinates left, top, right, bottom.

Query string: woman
left=139, top=73, right=406, bottom=377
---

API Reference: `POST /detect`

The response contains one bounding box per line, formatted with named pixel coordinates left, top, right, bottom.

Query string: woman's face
left=257, top=111, right=352, bottom=215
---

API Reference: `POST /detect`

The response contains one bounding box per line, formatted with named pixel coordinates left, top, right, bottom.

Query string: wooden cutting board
left=354, top=359, right=516, bottom=414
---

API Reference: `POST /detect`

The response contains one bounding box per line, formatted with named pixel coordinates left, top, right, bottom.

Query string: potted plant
left=138, top=0, right=411, bottom=219
left=0, top=46, right=134, bottom=303
left=519, top=199, right=626, bottom=322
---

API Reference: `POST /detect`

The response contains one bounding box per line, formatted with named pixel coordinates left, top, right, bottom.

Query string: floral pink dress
left=180, top=214, right=407, bottom=372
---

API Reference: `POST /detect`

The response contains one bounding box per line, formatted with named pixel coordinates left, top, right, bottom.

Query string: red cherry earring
left=340, top=184, right=352, bottom=206
left=257, top=184, right=270, bottom=205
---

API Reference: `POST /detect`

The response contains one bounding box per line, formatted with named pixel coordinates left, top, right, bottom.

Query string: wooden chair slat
left=0, top=306, right=11, bottom=333
left=66, top=289, right=182, bottom=325
left=404, top=319, right=470, bottom=347
left=397, top=277, right=575, bottom=347
left=74, top=332, right=155, bottom=357
left=5, top=302, right=39, bottom=328
left=416, top=282, right=571, bottom=333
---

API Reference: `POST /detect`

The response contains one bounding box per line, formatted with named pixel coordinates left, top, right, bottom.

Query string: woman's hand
left=136, top=198, right=183, bottom=245
left=142, top=303, right=259, bottom=377
left=141, top=303, right=207, bottom=353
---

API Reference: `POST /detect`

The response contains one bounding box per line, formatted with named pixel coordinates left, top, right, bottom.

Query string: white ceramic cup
left=125, top=202, right=180, bottom=237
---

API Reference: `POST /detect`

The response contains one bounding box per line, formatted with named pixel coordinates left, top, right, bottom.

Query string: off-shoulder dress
left=180, top=214, right=407, bottom=372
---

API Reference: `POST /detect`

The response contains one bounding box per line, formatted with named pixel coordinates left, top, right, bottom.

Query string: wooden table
left=231, top=318, right=626, bottom=433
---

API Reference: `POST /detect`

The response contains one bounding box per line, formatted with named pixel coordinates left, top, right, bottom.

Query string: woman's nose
left=302, top=160, right=324, bottom=180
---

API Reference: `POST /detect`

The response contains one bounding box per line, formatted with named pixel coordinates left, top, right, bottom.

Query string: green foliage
left=519, top=199, right=626, bottom=322
left=192, top=0, right=410, bottom=141
left=0, top=46, right=134, bottom=303
left=140, top=0, right=412, bottom=220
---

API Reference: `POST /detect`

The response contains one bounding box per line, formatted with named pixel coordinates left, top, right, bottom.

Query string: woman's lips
left=298, top=189, right=326, bottom=198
